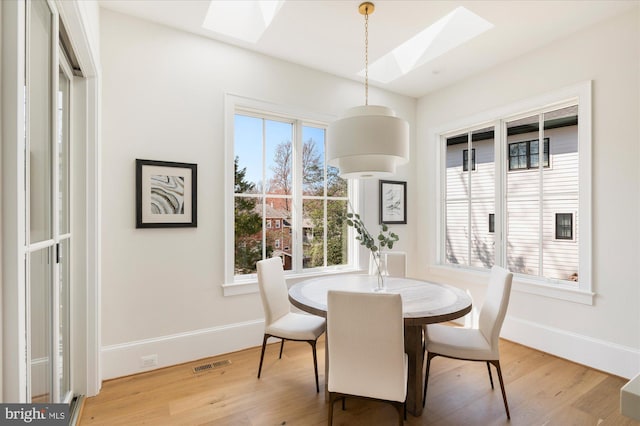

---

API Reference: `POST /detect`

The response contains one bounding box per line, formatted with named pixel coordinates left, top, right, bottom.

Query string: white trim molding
left=57, top=0, right=102, bottom=398
left=101, top=320, right=265, bottom=380
left=222, top=267, right=363, bottom=297
left=428, top=264, right=594, bottom=305
left=502, top=316, right=640, bottom=379
left=432, top=81, right=593, bottom=300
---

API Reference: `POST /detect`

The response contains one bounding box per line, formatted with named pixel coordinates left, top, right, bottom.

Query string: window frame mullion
left=292, top=120, right=303, bottom=272
left=261, top=118, right=267, bottom=261
left=495, top=119, right=506, bottom=269
left=538, top=114, right=544, bottom=277
left=466, top=131, right=472, bottom=265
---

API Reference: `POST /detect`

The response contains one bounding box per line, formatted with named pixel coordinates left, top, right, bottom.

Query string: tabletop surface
left=288, top=274, right=472, bottom=326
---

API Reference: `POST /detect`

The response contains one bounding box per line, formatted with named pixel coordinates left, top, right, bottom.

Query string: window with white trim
left=508, top=138, right=549, bottom=170
left=442, top=98, right=587, bottom=287
left=463, top=148, right=476, bottom=171
left=555, top=213, right=574, bottom=240
left=232, top=108, right=350, bottom=277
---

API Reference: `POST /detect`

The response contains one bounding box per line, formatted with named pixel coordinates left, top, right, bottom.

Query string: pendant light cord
left=364, top=7, right=369, bottom=106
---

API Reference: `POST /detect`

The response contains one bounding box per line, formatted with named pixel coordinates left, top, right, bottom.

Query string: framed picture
left=379, top=180, right=407, bottom=224
left=136, top=159, right=197, bottom=228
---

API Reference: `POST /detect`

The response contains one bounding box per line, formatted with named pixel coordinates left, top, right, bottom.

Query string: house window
left=463, top=148, right=476, bottom=171
left=508, top=138, right=549, bottom=170
left=555, top=213, right=573, bottom=240
left=442, top=94, right=588, bottom=290
left=231, top=103, right=350, bottom=278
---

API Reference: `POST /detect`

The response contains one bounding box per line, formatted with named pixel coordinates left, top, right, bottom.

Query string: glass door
left=56, top=59, right=72, bottom=403
left=26, top=0, right=73, bottom=404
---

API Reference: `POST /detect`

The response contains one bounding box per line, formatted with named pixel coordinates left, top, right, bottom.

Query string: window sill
left=222, top=267, right=364, bottom=297
left=427, top=264, right=594, bottom=305
left=513, top=275, right=593, bottom=304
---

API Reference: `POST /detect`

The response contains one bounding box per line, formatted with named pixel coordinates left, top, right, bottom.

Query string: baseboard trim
left=101, top=316, right=640, bottom=382
left=101, top=319, right=264, bottom=380
left=502, top=316, right=640, bottom=379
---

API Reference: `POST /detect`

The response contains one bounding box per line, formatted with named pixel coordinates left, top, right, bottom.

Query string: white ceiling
left=99, top=0, right=637, bottom=98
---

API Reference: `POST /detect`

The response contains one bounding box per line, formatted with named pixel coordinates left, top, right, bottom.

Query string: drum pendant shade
left=327, top=3, right=410, bottom=179
left=327, top=105, right=409, bottom=179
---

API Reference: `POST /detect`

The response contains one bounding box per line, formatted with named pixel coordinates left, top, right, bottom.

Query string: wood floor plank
left=80, top=338, right=639, bottom=426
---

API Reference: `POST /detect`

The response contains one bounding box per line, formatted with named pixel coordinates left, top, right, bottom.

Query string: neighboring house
left=445, top=107, right=579, bottom=282
left=258, top=203, right=314, bottom=270
left=264, top=204, right=293, bottom=269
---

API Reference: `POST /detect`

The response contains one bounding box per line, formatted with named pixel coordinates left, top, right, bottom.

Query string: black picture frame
left=136, top=159, right=197, bottom=228
left=379, top=180, right=407, bottom=224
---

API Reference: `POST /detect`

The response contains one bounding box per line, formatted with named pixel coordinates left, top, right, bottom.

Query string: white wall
left=417, top=8, right=640, bottom=378
left=99, top=9, right=415, bottom=379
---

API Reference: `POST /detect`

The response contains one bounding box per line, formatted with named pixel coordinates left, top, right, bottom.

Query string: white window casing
left=222, top=94, right=359, bottom=296
left=433, top=81, right=593, bottom=304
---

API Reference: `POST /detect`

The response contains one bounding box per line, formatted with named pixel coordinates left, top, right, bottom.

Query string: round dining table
left=288, top=274, right=472, bottom=417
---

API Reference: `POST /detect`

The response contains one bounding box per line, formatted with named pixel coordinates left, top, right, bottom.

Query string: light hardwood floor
left=80, top=337, right=638, bottom=425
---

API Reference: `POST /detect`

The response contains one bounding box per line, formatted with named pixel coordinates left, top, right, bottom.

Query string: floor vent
left=193, top=359, right=231, bottom=374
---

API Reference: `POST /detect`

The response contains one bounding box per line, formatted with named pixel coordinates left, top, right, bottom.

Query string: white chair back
left=478, top=266, right=513, bottom=353
left=327, top=290, right=407, bottom=402
left=368, top=251, right=406, bottom=277
left=257, top=257, right=290, bottom=327
left=385, top=252, right=406, bottom=277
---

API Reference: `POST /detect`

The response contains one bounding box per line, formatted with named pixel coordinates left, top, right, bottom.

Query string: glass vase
left=371, top=251, right=388, bottom=292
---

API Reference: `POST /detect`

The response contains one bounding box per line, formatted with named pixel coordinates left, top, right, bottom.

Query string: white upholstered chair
left=256, top=257, right=326, bottom=392
left=423, top=266, right=513, bottom=419
left=368, top=251, right=406, bottom=277
left=385, top=252, right=406, bottom=277
left=327, top=290, right=407, bottom=426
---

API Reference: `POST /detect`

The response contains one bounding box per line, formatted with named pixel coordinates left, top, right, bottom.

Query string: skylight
left=364, top=7, right=494, bottom=83
left=202, top=0, right=285, bottom=43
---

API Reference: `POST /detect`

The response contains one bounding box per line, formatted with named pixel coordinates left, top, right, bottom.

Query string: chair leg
left=328, top=392, right=335, bottom=426
left=257, top=334, right=269, bottom=378
left=309, top=340, right=320, bottom=393
left=279, top=339, right=285, bottom=359
left=491, top=360, right=511, bottom=420
left=329, top=393, right=346, bottom=426
left=393, top=401, right=404, bottom=426
left=486, top=361, right=494, bottom=389
left=423, top=352, right=436, bottom=407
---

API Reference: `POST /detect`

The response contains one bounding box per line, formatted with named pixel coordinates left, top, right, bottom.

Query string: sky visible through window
left=234, top=114, right=326, bottom=186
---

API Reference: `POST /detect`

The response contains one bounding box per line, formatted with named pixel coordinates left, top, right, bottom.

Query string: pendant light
left=327, top=2, right=409, bottom=179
